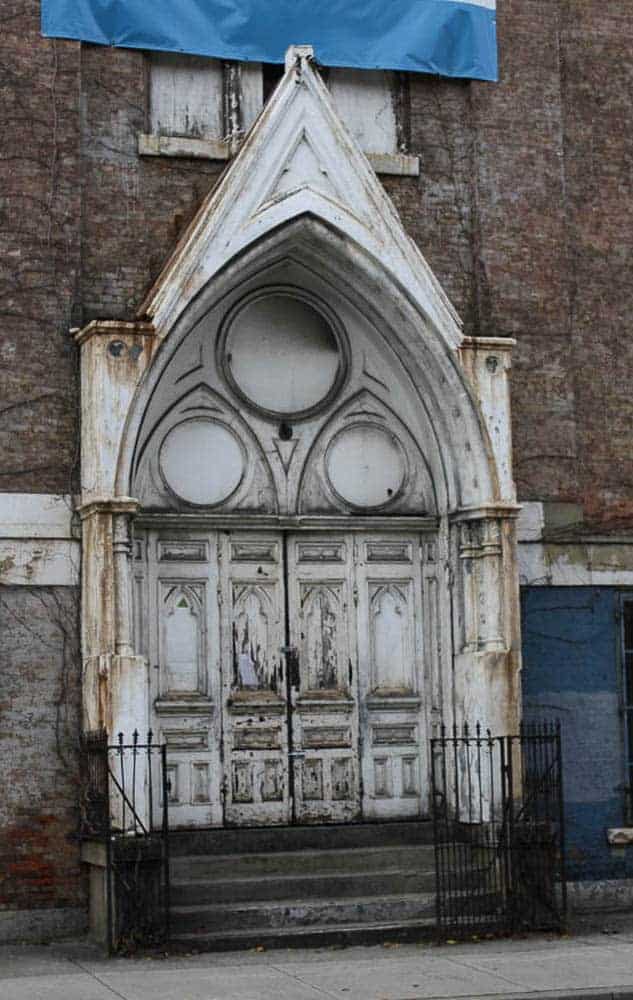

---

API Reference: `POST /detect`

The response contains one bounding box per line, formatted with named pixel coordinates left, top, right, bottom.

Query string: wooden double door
left=137, top=527, right=430, bottom=827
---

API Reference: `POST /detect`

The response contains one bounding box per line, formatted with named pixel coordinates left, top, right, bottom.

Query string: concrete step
left=170, top=843, right=436, bottom=879
left=169, top=820, right=433, bottom=857
left=169, top=916, right=437, bottom=953
left=171, top=891, right=436, bottom=934
left=170, top=867, right=436, bottom=905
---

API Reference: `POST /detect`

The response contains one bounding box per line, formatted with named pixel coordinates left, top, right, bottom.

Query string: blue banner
left=41, top=1, right=497, bottom=82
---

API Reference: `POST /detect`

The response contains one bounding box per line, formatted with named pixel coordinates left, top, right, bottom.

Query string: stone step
left=169, top=820, right=434, bottom=857
left=170, top=843, right=436, bottom=879
left=171, top=891, right=436, bottom=934
left=170, top=867, right=436, bottom=905
left=169, top=916, right=437, bottom=953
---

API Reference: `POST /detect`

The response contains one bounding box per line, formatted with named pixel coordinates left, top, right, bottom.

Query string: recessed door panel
left=143, top=525, right=431, bottom=828
left=286, top=533, right=361, bottom=823
left=220, top=533, right=291, bottom=825
left=356, top=532, right=428, bottom=820
left=145, top=529, right=222, bottom=828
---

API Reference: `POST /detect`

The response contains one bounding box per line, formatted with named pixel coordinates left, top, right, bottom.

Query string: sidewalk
left=3, top=925, right=633, bottom=1000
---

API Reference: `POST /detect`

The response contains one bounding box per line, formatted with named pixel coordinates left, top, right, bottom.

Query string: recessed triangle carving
left=273, top=438, right=298, bottom=474
left=263, top=129, right=339, bottom=206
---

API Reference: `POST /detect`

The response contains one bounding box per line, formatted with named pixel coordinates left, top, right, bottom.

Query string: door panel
left=287, top=533, right=361, bottom=823
left=145, top=529, right=222, bottom=828
left=356, top=532, right=428, bottom=820
left=142, top=526, right=431, bottom=828
left=220, top=533, right=291, bottom=826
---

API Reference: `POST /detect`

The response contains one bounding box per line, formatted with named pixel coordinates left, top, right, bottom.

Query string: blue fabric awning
left=41, top=0, right=497, bottom=82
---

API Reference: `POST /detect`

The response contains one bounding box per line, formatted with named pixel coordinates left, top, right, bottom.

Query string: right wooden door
left=355, top=532, right=428, bottom=819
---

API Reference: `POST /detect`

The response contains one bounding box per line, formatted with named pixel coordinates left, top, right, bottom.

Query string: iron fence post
left=105, top=741, right=114, bottom=955
left=161, top=742, right=171, bottom=945
left=555, top=720, right=568, bottom=925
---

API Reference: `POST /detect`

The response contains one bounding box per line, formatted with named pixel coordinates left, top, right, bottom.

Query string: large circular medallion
left=159, top=419, right=244, bottom=506
left=326, top=424, right=406, bottom=509
left=220, top=289, right=346, bottom=419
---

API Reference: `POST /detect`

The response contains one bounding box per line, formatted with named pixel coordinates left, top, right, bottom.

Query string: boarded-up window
left=149, top=53, right=263, bottom=142
left=328, top=69, right=399, bottom=155
left=144, top=55, right=411, bottom=169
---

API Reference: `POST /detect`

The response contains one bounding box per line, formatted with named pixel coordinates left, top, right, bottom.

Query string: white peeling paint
left=0, top=539, right=79, bottom=586
left=519, top=539, right=633, bottom=587
left=0, top=494, right=79, bottom=585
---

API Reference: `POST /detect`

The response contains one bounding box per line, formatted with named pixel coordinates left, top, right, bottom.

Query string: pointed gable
left=139, top=46, right=462, bottom=350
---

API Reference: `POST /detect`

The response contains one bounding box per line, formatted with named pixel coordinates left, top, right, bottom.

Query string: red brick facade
left=1, top=0, right=632, bottom=922
left=0, top=589, right=83, bottom=915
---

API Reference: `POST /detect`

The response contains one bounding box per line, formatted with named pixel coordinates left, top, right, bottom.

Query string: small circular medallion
left=220, top=289, right=346, bottom=419
left=326, top=424, right=406, bottom=509
left=159, top=419, right=244, bottom=506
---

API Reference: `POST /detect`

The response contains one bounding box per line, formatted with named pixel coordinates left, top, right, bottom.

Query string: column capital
left=77, top=497, right=141, bottom=520
left=72, top=319, right=155, bottom=348
left=450, top=503, right=521, bottom=523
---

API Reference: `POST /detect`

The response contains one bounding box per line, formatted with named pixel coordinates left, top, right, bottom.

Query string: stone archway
left=74, top=47, right=521, bottom=835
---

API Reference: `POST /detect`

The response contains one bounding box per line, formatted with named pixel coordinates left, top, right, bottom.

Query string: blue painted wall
left=521, top=587, right=632, bottom=881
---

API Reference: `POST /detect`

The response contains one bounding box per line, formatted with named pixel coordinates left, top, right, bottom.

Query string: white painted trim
left=139, top=132, right=421, bottom=176
left=138, top=132, right=230, bottom=161
left=0, top=492, right=75, bottom=539
left=517, top=500, right=633, bottom=586
left=608, top=828, right=633, bottom=846
left=366, top=153, right=420, bottom=176
left=519, top=540, right=633, bottom=588
left=437, top=0, right=495, bottom=8
left=0, top=493, right=79, bottom=585
left=517, top=501, right=544, bottom=543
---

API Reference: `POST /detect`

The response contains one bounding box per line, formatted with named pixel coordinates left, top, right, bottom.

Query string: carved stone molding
left=458, top=516, right=506, bottom=654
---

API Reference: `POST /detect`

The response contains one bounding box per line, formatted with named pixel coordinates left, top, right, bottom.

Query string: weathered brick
left=0, top=587, right=84, bottom=913
left=1, top=0, right=632, bottom=918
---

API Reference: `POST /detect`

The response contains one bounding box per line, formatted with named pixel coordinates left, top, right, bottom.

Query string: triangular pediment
left=139, top=46, right=462, bottom=349
left=263, top=128, right=340, bottom=204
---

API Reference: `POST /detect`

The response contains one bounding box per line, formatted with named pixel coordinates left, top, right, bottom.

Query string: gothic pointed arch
left=113, top=47, right=502, bottom=514
left=74, top=46, right=520, bottom=791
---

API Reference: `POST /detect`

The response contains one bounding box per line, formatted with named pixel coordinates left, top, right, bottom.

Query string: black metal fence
left=81, top=730, right=170, bottom=953
left=431, top=721, right=566, bottom=938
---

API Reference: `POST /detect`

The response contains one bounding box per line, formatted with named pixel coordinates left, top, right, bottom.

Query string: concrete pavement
left=3, top=927, right=633, bottom=1000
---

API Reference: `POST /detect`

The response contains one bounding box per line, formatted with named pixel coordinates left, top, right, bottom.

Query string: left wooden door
left=218, top=531, right=292, bottom=826
left=142, top=529, right=224, bottom=827
left=141, top=528, right=293, bottom=827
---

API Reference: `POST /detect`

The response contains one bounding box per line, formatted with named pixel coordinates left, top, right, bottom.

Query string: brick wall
left=3, top=1, right=632, bottom=523
left=0, top=2, right=81, bottom=495
left=71, top=0, right=633, bottom=529
left=0, top=587, right=84, bottom=919
left=1, top=0, right=632, bottom=921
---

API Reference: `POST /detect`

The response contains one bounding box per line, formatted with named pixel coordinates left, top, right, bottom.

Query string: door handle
left=281, top=645, right=300, bottom=688
left=288, top=751, right=306, bottom=759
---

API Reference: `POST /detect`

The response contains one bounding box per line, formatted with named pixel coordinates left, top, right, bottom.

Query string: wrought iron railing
left=431, top=721, right=566, bottom=938
left=81, top=730, right=170, bottom=953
